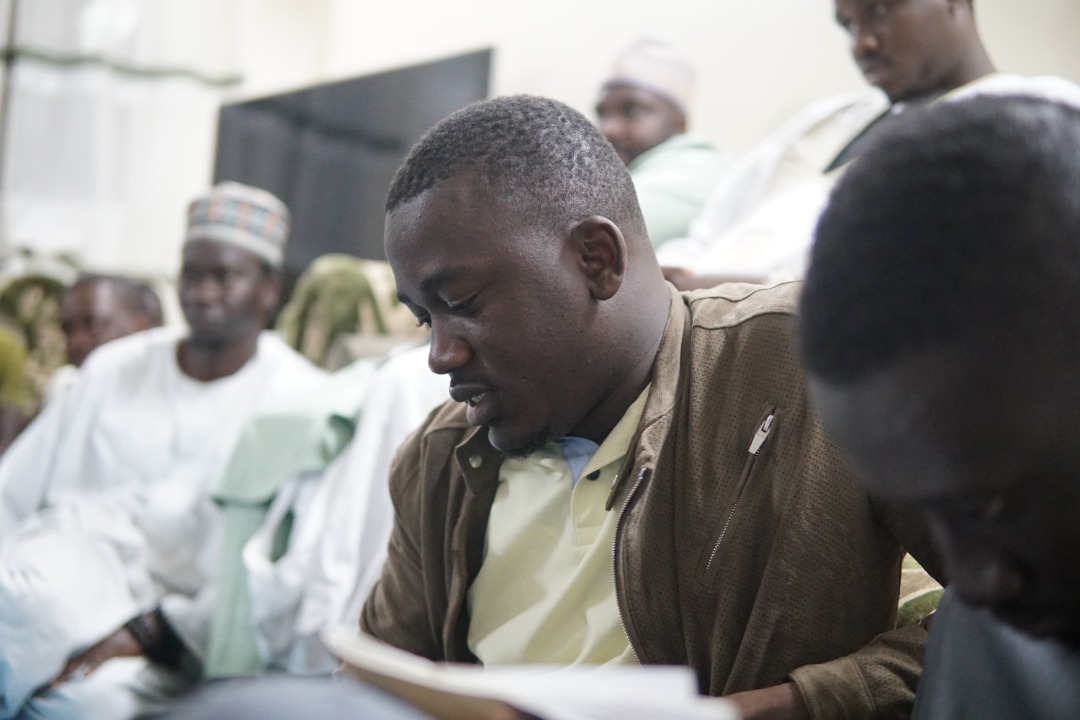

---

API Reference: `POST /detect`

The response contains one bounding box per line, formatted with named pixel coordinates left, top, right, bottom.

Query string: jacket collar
left=605, top=285, right=688, bottom=507
left=455, top=424, right=502, bottom=495
left=638, top=284, right=688, bottom=438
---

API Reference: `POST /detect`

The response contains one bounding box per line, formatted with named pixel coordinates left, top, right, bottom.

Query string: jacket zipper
left=612, top=465, right=650, bottom=663
left=704, top=410, right=775, bottom=575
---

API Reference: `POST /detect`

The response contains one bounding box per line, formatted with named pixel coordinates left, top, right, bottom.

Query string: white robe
left=0, top=326, right=323, bottom=719
left=657, top=74, right=1080, bottom=282
left=243, top=343, right=448, bottom=674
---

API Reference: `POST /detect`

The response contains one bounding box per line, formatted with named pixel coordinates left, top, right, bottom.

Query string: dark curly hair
left=69, top=274, right=163, bottom=327
left=800, top=94, right=1080, bottom=384
left=385, top=94, right=645, bottom=236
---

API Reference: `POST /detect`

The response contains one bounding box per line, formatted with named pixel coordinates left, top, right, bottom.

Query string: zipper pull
left=748, top=414, right=774, bottom=455
left=606, top=467, right=646, bottom=511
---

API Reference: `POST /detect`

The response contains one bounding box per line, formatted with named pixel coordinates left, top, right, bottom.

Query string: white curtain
left=0, top=0, right=254, bottom=279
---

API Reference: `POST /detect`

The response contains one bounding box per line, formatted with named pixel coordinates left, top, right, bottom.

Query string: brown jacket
left=362, top=283, right=943, bottom=719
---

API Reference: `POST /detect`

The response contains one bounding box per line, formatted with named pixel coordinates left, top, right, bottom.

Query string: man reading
left=362, top=94, right=940, bottom=720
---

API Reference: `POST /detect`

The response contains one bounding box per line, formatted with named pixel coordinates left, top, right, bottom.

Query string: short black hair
left=69, top=274, right=163, bottom=326
left=800, top=95, right=1080, bottom=384
left=385, top=94, right=645, bottom=236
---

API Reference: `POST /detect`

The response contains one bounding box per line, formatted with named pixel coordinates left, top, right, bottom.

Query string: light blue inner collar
left=559, top=436, right=600, bottom=485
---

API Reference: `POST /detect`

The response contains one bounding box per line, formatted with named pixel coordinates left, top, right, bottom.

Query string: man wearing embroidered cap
left=186, top=181, right=290, bottom=269
left=179, top=182, right=290, bottom=353
left=595, top=38, right=728, bottom=247
left=0, top=182, right=324, bottom=719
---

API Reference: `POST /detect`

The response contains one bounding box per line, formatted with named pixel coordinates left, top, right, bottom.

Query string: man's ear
left=569, top=216, right=627, bottom=301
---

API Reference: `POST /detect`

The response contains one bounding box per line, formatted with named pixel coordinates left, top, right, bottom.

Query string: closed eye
left=446, top=292, right=479, bottom=317
left=405, top=305, right=431, bottom=328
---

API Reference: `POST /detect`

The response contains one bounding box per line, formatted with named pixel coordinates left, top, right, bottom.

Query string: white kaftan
left=243, top=343, right=449, bottom=674
left=657, top=74, right=1080, bottom=282
left=0, top=326, right=323, bottom=719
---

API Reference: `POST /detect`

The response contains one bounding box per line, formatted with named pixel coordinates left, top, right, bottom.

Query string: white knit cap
left=186, top=181, right=290, bottom=268
left=603, top=38, right=696, bottom=115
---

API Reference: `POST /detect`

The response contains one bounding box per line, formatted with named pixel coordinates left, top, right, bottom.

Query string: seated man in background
left=362, top=94, right=941, bottom=720
left=799, top=95, right=1080, bottom=719
left=59, top=274, right=163, bottom=369
left=18, top=342, right=449, bottom=720
left=0, top=181, right=323, bottom=719
left=47, top=273, right=164, bottom=399
left=595, top=38, right=727, bottom=248
left=661, top=0, right=1080, bottom=289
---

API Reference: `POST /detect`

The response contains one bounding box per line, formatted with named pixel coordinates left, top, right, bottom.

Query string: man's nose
left=427, top=323, right=471, bottom=375
left=851, top=24, right=880, bottom=57
left=187, top=277, right=222, bottom=304
left=598, top=116, right=623, bottom=142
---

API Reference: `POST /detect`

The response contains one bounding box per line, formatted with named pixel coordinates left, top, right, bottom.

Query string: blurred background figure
left=658, top=0, right=1080, bottom=290
left=0, top=269, right=69, bottom=454
left=60, top=275, right=164, bottom=369
left=275, top=254, right=424, bottom=370
left=0, top=326, right=33, bottom=456
left=595, top=38, right=728, bottom=248
left=0, top=273, right=69, bottom=416
left=46, top=275, right=165, bottom=403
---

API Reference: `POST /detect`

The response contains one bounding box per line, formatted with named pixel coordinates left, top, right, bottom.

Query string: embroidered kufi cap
left=186, top=182, right=290, bottom=268
left=603, top=38, right=695, bottom=115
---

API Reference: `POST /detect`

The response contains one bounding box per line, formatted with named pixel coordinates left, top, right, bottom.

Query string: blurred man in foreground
left=800, top=94, right=1080, bottom=719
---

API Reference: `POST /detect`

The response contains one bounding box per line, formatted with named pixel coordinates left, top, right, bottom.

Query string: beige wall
left=3, top=0, right=1072, bottom=278
left=238, top=0, right=1080, bottom=156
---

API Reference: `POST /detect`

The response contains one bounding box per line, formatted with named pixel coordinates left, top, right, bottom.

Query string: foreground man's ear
left=570, top=216, right=627, bottom=301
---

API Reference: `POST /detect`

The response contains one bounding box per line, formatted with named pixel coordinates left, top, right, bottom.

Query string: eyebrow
left=396, top=266, right=471, bottom=304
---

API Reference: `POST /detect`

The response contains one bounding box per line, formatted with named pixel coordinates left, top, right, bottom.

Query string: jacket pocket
left=696, top=404, right=777, bottom=586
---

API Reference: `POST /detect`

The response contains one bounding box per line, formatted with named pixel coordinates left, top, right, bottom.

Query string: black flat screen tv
left=212, top=49, right=491, bottom=289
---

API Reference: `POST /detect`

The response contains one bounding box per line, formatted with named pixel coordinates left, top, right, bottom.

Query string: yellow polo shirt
left=466, top=387, right=649, bottom=666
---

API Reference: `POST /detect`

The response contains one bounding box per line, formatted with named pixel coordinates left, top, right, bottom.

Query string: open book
left=322, top=626, right=740, bottom=720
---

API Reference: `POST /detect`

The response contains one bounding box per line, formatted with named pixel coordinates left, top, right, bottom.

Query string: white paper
left=322, top=625, right=740, bottom=720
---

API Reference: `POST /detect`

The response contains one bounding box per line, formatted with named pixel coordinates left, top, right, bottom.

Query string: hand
left=51, top=626, right=142, bottom=687
left=724, top=682, right=811, bottom=720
